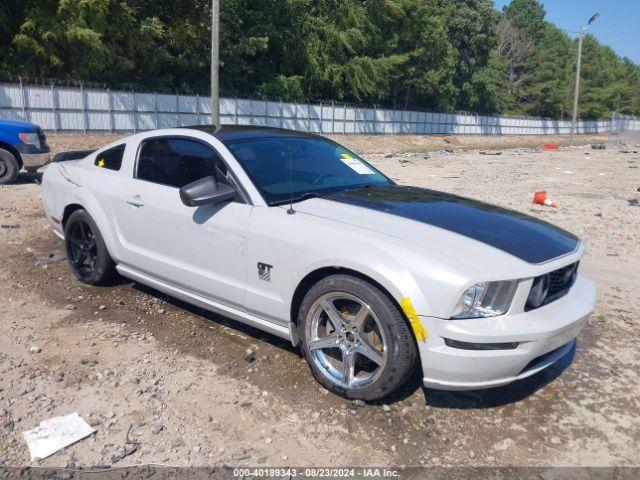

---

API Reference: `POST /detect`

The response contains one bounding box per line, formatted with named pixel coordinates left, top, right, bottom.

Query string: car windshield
left=223, top=136, right=392, bottom=205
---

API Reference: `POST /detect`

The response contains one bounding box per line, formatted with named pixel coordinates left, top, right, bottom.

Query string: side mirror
left=179, top=176, right=236, bottom=207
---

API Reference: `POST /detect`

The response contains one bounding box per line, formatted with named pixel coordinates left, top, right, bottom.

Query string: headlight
left=450, top=280, right=519, bottom=319
left=19, top=132, right=41, bottom=149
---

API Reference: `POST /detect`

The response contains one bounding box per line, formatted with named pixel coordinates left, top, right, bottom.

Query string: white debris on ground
left=23, top=413, right=95, bottom=461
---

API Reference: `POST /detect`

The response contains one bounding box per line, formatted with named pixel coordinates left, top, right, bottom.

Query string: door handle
left=126, top=196, right=145, bottom=208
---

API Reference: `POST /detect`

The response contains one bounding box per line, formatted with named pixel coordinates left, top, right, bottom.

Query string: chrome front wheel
left=299, top=274, right=417, bottom=401
left=306, top=292, right=388, bottom=390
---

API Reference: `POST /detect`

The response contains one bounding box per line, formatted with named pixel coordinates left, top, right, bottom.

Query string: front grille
left=37, top=128, right=47, bottom=147
left=525, top=262, right=578, bottom=311
left=548, top=263, right=578, bottom=297
left=547, top=262, right=578, bottom=299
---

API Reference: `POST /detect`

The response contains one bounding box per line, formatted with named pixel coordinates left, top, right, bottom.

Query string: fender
left=64, top=187, right=123, bottom=263
left=290, top=250, right=432, bottom=319
left=286, top=256, right=431, bottom=348
left=0, top=132, right=19, bottom=147
left=43, top=159, right=122, bottom=263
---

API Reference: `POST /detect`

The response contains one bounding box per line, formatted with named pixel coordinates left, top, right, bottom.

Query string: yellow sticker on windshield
left=97, top=158, right=105, bottom=168
left=339, top=154, right=376, bottom=175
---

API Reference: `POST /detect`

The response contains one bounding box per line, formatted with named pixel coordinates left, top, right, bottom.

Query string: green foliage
left=579, top=37, right=628, bottom=119
left=521, top=24, right=575, bottom=118
left=503, top=0, right=545, bottom=43
left=465, top=52, right=511, bottom=114
left=501, top=0, right=640, bottom=119
left=257, top=75, right=305, bottom=102
left=1, top=0, right=638, bottom=118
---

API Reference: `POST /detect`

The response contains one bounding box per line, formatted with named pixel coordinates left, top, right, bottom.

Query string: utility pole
left=571, top=13, right=599, bottom=143
left=211, top=0, right=220, bottom=126
left=570, top=27, right=585, bottom=142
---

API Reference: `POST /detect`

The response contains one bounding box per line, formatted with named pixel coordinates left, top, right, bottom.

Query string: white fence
left=0, top=82, right=614, bottom=135
left=608, top=113, right=640, bottom=145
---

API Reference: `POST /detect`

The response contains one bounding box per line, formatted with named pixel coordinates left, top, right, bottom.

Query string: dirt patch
left=331, top=134, right=606, bottom=154
left=0, top=136, right=638, bottom=468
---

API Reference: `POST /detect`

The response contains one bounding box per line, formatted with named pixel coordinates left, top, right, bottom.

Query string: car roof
left=182, top=125, right=323, bottom=142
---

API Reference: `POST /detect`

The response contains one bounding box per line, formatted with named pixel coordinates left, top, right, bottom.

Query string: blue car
left=0, top=118, right=50, bottom=184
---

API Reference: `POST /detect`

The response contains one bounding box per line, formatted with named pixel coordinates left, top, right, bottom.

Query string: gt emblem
left=257, top=262, right=273, bottom=282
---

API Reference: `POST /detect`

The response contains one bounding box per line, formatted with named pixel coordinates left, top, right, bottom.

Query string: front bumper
left=419, top=274, right=596, bottom=390
left=21, top=152, right=51, bottom=169
left=16, top=144, right=51, bottom=169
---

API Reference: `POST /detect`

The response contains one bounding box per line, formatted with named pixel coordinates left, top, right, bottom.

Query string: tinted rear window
left=95, top=145, right=125, bottom=171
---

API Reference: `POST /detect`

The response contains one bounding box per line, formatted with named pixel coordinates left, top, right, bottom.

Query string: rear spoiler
left=52, top=150, right=96, bottom=163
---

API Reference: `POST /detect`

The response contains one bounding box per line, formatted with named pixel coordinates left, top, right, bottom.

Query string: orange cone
left=533, top=190, right=557, bottom=208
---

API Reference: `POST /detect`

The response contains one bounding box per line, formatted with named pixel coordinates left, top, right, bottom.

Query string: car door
left=113, top=135, right=251, bottom=310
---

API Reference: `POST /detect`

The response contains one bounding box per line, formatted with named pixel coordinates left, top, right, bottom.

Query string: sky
left=493, top=0, right=640, bottom=64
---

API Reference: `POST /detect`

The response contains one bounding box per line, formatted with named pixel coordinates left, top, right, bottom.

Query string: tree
left=523, top=24, right=575, bottom=118
left=497, top=16, right=533, bottom=109
left=618, top=59, right=640, bottom=115
left=386, top=0, right=456, bottom=110
left=12, top=1, right=138, bottom=81
left=440, top=0, right=500, bottom=110
left=1, top=0, right=637, bottom=118
left=502, top=0, right=546, bottom=44
left=579, top=37, right=628, bottom=119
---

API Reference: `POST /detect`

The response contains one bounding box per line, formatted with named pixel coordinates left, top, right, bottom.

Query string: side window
left=136, top=138, right=227, bottom=188
left=95, top=145, right=125, bottom=171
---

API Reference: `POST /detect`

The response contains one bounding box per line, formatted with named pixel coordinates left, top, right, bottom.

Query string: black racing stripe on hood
left=324, top=186, right=579, bottom=264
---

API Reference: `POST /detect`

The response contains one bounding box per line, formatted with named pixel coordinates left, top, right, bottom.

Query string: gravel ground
left=0, top=133, right=638, bottom=469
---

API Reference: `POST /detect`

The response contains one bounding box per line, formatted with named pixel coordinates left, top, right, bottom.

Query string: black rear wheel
left=64, top=210, right=116, bottom=285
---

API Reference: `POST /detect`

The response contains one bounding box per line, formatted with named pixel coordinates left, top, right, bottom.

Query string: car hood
left=295, top=185, right=580, bottom=265
left=0, top=118, right=39, bottom=132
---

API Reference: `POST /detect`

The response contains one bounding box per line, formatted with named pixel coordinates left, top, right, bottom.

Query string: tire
left=64, top=209, right=116, bottom=285
left=0, top=149, right=20, bottom=185
left=298, top=274, right=417, bottom=401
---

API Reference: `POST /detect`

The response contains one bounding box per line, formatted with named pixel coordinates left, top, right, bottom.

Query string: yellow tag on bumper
left=400, top=297, right=428, bottom=343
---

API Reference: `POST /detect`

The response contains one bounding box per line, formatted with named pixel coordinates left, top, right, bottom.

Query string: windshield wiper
left=343, top=184, right=375, bottom=193
left=272, top=192, right=326, bottom=206
left=272, top=185, right=377, bottom=207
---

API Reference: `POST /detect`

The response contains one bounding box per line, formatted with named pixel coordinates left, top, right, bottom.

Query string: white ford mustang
left=41, top=126, right=597, bottom=400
